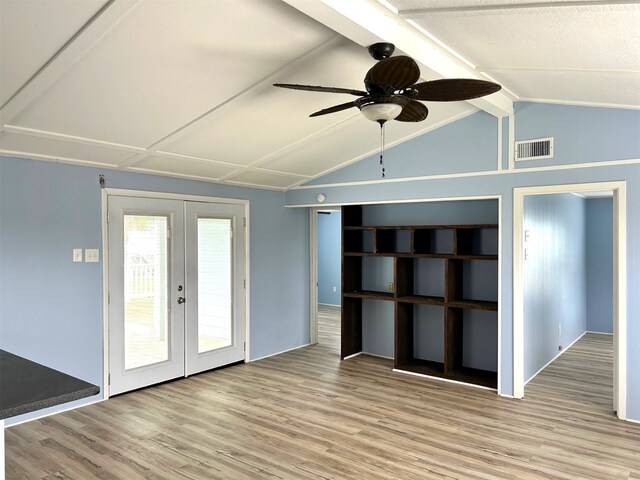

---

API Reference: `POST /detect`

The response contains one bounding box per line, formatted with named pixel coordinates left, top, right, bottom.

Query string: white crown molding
left=0, top=149, right=117, bottom=168
left=478, top=66, right=640, bottom=74
left=2, top=124, right=145, bottom=152
left=398, top=0, right=640, bottom=16
left=517, top=97, right=640, bottom=110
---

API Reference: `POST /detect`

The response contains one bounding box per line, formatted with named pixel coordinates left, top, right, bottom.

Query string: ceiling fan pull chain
left=379, top=122, right=385, bottom=178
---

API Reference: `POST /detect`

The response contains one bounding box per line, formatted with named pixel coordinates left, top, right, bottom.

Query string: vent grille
left=515, top=137, right=554, bottom=161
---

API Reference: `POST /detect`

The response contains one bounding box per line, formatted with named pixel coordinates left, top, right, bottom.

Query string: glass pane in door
left=197, top=218, right=232, bottom=353
left=123, top=215, right=169, bottom=370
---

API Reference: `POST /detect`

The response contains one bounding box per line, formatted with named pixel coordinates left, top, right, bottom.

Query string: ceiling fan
left=274, top=42, right=501, bottom=125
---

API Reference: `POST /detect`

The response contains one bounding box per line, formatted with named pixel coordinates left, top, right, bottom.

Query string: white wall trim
left=248, top=343, right=312, bottom=363
left=361, top=352, right=394, bottom=360
left=103, top=188, right=249, bottom=205
left=524, top=331, right=587, bottom=385
left=101, top=189, right=110, bottom=399
left=513, top=181, right=627, bottom=420
left=309, top=208, right=319, bottom=346
left=497, top=195, right=503, bottom=396
left=497, top=116, right=503, bottom=171
left=3, top=397, right=105, bottom=429
left=587, top=331, right=614, bottom=335
left=290, top=157, right=640, bottom=192
left=517, top=97, right=640, bottom=111
left=318, top=303, right=341, bottom=307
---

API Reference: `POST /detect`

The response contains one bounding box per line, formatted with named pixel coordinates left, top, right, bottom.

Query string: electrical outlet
left=387, top=282, right=394, bottom=292
left=332, top=286, right=337, bottom=293
left=85, top=249, right=100, bottom=263
left=73, top=248, right=83, bottom=262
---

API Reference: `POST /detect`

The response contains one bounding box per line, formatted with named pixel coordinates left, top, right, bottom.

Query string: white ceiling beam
left=399, top=0, right=640, bottom=16
left=0, top=0, right=141, bottom=126
left=281, top=0, right=513, bottom=117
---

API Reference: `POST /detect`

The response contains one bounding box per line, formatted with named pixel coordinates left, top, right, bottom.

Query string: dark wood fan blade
left=309, top=101, right=357, bottom=117
left=369, top=56, right=420, bottom=90
left=274, top=83, right=367, bottom=96
left=412, top=79, right=501, bottom=101
left=396, top=101, right=428, bottom=122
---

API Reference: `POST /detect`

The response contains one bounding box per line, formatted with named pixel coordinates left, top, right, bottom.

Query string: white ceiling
left=1, top=0, right=638, bottom=190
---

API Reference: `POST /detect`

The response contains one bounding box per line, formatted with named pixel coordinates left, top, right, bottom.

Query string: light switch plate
left=85, top=249, right=100, bottom=263
left=73, top=248, right=83, bottom=262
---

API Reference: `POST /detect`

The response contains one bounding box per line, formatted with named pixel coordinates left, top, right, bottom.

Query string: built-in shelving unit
left=341, top=205, right=498, bottom=389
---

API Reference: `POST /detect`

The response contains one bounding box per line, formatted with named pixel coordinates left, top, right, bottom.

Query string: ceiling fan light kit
left=274, top=43, right=501, bottom=177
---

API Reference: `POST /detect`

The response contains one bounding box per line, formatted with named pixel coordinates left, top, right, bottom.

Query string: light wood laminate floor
left=6, top=307, right=639, bottom=479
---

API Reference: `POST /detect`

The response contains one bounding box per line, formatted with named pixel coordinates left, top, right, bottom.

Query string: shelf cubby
left=341, top=205, right=499, bottom=389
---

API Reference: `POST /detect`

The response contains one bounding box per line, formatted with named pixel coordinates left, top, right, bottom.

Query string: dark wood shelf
left=343, top=290, right=395, bottom=301
left=396, top=295, right=445, bottom=306
left=446, top=367, right=497, bottom=389
left=395, top=359, right=445, bottom=377
left=448, top=299, right=498, bottom=311
left=341, top=205, right=499, bottom=389
left=344, top=252, right=497, bottom=260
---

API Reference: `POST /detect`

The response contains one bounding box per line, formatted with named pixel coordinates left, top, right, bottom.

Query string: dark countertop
left=0, top=349, right=100, bottom=420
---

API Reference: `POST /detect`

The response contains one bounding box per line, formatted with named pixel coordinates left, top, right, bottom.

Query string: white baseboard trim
left=525, top=331, right=587, bottom=385
left=392, top=369, right=496, bottom=391
left=587, top=331, right=613, bottom=335
left=626, top=417, right=640, bottom=424
left=318, top=303, right=341, bottom=307
left=3, top=396, right=105, bottom=428
left=343, top=352, right=362, bottom=360
left=249, top=343, right=312, bottom=363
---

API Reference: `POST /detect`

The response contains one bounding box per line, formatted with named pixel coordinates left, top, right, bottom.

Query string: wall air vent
left=515, top=137, right=554, bottom=161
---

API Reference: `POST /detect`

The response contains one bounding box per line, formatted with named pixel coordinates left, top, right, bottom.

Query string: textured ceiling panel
left=0, top=0, right=107, bottom=106
left=162, top=40, right=374, bottom=165
left=0, top=131, right=131, bottom=166
left=11, top=0, right=334, bottom=146
left=129, top=155, right=238, bottom=180
left=487, top=70, right=640, bottom=106
left=409, top=6, right=640, bottom=71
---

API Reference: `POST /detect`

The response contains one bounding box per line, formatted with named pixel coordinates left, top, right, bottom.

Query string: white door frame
left=513, top=181, right=627, bottom=420
left=102, top=188, right=250, bottom=399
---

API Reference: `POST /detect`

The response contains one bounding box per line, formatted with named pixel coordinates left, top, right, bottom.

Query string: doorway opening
left=513, top=182, right=626, bottom=420
left=310, top=208, right=341, bottom=354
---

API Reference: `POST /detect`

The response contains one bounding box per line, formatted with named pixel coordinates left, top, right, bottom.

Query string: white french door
left=108, top=195, right=246, bottom=395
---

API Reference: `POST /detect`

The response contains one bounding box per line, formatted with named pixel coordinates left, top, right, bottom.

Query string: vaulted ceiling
left=1, top=0, right=638, bottom=190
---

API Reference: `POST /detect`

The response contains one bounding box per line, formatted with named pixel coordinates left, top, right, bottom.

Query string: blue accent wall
left=317, top=211, right=341, bottom=305
left=523, top=194, right=587, bottom=381
left=286, top=102, right=640, bottom=420
left=0, top=156, right=310, bottom=425
left=586, top=198, right=613, bottom=333
left=303, top=111, right=498, bottom=186
left=515, top=103, right=640, bottom=168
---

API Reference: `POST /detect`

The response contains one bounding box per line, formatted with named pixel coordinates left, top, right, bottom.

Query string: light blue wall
left=515, top=103, right=640, bottom=168
left=0, top=156, right=309, bottom=425
left=286, top=102, right=640, bottom=421
left=523, top=194, right=587, bottom=381
left=586, top=198, right=613, bottom=333
left=317, top=212, right=341, bottom=305
left=303, top=110, right=499, bottom=185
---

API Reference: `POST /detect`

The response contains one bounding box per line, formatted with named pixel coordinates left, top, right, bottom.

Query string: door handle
left=177, top=297, right=186, bottom=304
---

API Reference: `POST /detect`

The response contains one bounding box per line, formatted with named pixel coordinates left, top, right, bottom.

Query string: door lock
left=177, top=297, right=186, bottom=304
